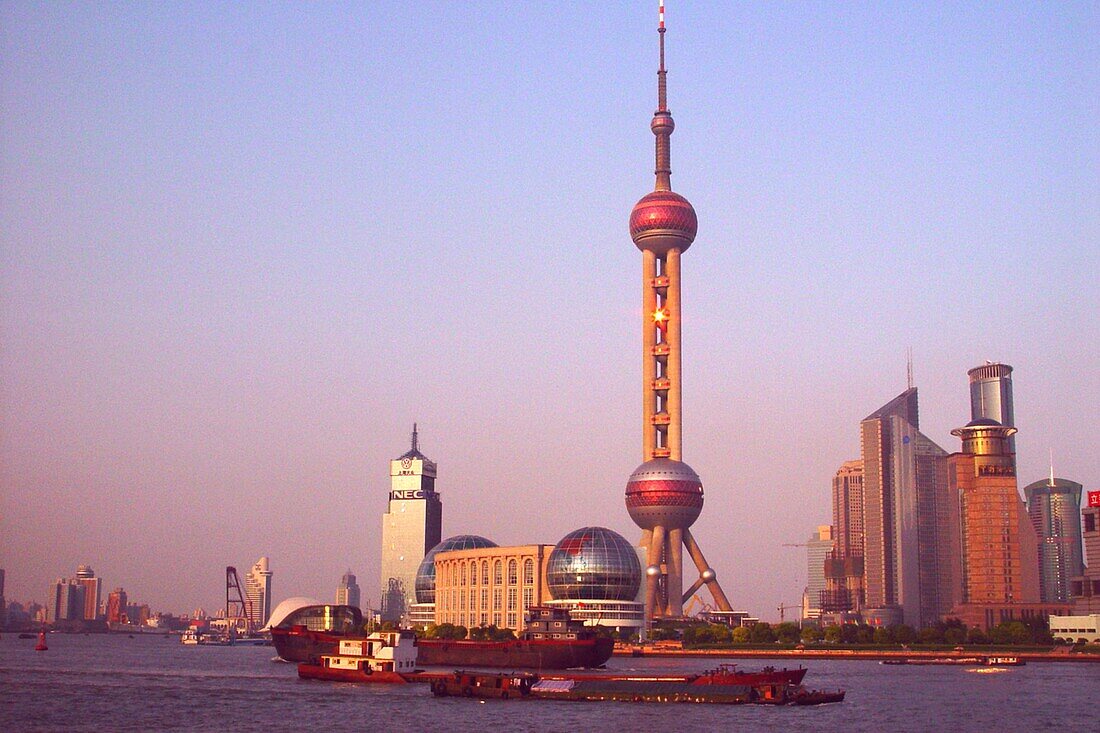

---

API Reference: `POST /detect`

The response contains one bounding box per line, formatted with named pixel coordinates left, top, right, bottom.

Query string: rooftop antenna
left=906, top=347, right=914, bottom=390
left=1049, top=448, right=1055, bottom=486
left=411, top=422, right=419, bottom=453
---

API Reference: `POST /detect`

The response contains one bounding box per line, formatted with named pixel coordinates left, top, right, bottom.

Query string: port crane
left=225, top=566, right=255, bottom=636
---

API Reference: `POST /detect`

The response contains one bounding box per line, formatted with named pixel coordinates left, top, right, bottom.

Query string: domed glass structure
left=414, top=535, right=497, bottom=604
left=547, top=527, right=641, bottom=601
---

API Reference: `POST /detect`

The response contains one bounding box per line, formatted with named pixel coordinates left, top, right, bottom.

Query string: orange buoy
left=35, top=630, right=48, bottom=651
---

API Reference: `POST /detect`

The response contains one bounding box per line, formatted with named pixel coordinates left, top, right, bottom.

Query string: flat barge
left=429, top=670, right=844, bottom=705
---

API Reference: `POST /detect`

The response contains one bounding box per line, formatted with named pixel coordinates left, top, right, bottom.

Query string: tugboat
left=297, top=631, right=419, bottom=684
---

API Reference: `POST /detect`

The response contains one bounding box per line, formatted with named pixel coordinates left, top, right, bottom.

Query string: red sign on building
left=1088, top=491, right=1100, bottom=508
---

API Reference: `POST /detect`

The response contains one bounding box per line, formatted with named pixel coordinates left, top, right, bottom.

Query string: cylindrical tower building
left=967, top=362, right=1015, bottom=453
left=625, top=2, right=732, bottom=626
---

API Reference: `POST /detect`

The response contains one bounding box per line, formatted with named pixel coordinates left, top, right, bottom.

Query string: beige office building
left=434, top=545, right=553, bottom=635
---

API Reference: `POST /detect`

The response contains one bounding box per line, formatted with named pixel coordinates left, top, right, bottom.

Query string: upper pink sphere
left=629, top=190, right=697, bottom=254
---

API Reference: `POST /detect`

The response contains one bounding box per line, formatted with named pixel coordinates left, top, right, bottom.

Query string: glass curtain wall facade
left=1025, top=478, right=1085, bottom=603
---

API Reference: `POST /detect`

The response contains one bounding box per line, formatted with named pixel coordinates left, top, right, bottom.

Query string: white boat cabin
left=320, top=631, right=418, bottom=673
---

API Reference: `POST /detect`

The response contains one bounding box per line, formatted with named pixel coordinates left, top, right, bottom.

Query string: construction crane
left=225, top=566, right=254, bottom=636
left=777, top=603, right=800, bottom=623
left=683, top=594, right=713, bottom=618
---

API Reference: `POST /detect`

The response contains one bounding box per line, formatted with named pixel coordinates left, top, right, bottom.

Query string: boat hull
left=272, top=628, right=343, bottom=663
left=273, top=627, right=614, bottom=669
left=416, top=637, right=614, bottom=669
left=297, top=664, right=409, bottom=684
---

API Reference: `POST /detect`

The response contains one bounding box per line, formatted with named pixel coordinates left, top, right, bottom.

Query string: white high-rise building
left=380, top=425, right=442, bottom=624
left=337, top=570, right=361, bottom=608
left=244, top=557, right=273, bottom=627
left=802, top=526, right=835, bottom=621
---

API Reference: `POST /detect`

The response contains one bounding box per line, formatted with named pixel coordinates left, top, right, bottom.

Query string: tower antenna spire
left=1049, top=448, right=1055, bottom=486
left=658, top=1, right=667, bottom=109
left=653, top=0, right=673, bottom=191
left=411, top=422, right=419, bottom=453
left=906, top=347, right=914, bottom=390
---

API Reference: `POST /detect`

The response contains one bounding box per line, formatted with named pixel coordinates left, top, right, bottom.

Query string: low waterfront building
left=434, top=544, right=552, bottom=635
left=1048, top=614, right=1100, bottom=644
left=543, top=527, right=643, bottom=632
left=411, top=535, right=498, bottom=629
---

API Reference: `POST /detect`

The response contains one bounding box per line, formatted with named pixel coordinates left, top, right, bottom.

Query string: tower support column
left=684, top=528, right=732, bottom=611
left=644, top=524, right=666, bottom=626
left=642, top=249, right=658, bottom=460
left=667, top=527, right=684, bottom=615
left=665, top=248, right=682, bottom=460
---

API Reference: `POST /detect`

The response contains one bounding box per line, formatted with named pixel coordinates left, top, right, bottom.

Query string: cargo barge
left=429, top=670, right=844, bottom=705
left=881, top=655, right=1025, bottom=667
left=275, top=605, right=613, bottom=670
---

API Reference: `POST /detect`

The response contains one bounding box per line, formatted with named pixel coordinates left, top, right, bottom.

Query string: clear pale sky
left=2, top=2, right=1097, bottom=618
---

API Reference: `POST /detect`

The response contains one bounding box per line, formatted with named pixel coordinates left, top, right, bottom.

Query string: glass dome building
left=547, top=527, right=641, bottom=601
left=414, top=535, right=497, bottom=604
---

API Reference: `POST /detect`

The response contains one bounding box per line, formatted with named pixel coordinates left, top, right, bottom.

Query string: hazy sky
left=2, top=2, right=1097, bottom=619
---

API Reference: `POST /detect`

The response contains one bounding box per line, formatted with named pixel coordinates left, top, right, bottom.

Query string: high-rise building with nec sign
left=380, top=425, right=442, bottom=624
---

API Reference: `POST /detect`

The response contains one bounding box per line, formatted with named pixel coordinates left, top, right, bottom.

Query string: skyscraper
left=74, top=565, right=101, bottom=621
left=624, top=1, right=732, bottom=626
left=967, top=362, right=1015, bottom=453
left=106, top=588, right=127, bottom=624
left=244, top=556, right=273, bottom=627
left=50, top=578, right=85, bottom=622
left=336, top=570, right=361, bottom=609
left=1024, top=477, right=1085, bottom=603
left=832, top=460, right=864, bottom=557
left=803, top=526, right=834, bottom=621
left=1070, top=491, right=1100, bottom=614
left=860, top=387, right=954, bottom=628
left=947, top=418, right=1043, bottom=629
left=823, top=460, right=865, bottom=617
left=380, top=424, right=443, bottom=623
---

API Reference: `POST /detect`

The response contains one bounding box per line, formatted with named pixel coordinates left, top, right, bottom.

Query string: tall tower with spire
left=625, top=2, right=732, bottom=626
left=380, top=424, right=443, bottom=624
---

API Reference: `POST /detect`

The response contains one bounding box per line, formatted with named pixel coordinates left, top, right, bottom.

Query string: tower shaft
left=642, top=250, right=683, bottom=461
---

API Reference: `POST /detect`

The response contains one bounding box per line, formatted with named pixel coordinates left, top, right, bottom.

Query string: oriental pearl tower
left=625, top=1, right=732, bottom=625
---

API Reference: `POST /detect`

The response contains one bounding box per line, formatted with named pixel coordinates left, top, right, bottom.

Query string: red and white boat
left=297, top=631, right=419, bottom=684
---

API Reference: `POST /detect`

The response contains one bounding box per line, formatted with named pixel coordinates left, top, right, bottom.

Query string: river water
left=1, top=634, right=1095, bottom=732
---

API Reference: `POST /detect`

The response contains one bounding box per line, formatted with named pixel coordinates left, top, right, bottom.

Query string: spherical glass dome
left=547, top=527, right=641, bottom=601
left=414, top=535, right=497, bottom=604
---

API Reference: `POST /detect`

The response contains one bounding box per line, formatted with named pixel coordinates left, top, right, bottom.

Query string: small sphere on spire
left=651, top=111, right=675, bottom=136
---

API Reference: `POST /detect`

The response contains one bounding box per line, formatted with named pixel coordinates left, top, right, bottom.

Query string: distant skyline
left=2, top=2, right=1097, bottom=617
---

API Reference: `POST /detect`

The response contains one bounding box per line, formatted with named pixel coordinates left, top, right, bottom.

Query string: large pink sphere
left=625, top=458, right=703, bottom=530
left=629, top=190, right=697, bottom=255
